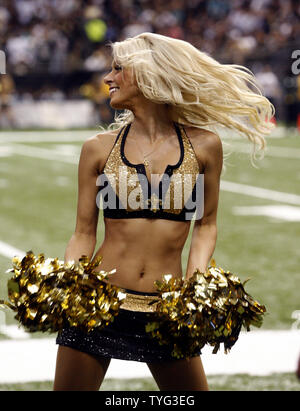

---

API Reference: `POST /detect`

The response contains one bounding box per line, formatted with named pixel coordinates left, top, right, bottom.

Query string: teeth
left=110, top=87, right=119, bottom=94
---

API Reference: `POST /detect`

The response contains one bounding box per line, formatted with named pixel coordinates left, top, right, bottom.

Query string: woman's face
left=104, top=61, right=142, bottom=109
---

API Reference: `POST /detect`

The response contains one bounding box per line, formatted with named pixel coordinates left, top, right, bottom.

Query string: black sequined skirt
left=56, top=287, right=201, bottom=363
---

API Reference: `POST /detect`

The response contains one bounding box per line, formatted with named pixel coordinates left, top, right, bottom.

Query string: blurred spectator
left=3, top=0, right=299, bottom=74
left=83, top=45, right=111, bottom=72
left=283, top=72, right=300, bottom=125
left=79, top=73, right=114, bottom=125
left=0, top=4, right=10, bottom=37
left=255, top=64, right=282, bottom=117
left=0, top=0, right=299, bottom=126
left=0, top=73, right=16, bottom=128
left=39, top=85, right=65, bottom=101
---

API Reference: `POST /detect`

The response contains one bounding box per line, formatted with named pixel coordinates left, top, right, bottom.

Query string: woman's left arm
left=185, top=131, right=223, bottom=279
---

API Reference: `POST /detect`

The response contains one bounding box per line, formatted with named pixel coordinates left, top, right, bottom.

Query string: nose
left=104, top=70, right=113, bottom=85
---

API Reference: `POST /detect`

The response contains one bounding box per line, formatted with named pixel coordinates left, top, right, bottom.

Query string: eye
left=113, top=64, right=122, bottom=71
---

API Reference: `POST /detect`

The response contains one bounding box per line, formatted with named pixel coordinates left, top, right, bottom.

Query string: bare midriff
left=94, top=217, right=191, bottom=293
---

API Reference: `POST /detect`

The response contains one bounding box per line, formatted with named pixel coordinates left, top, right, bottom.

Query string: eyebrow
left=112, top=60, right=121, bottom=67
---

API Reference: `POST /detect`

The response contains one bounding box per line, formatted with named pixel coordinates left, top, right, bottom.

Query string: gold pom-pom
left=146, top=260, right=266, bottom=359
left=0, top=251, right=125, bottom=333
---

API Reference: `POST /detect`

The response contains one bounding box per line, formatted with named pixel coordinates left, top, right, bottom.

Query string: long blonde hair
left=109, top=32, right=275, bottom=166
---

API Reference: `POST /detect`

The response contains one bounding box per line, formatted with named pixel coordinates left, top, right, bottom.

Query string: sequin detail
left=56, top=289, right=201, bottom=363
left=56, top=289, right=201, bottom=362
left=56, top=312, right=172, bottom=362
left=119, top=289, right=158, bottom=312
left=97, top=123, right=202, bottom=221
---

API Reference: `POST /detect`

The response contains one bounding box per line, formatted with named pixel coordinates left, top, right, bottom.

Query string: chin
left=109, top=98, right=129, bottom=110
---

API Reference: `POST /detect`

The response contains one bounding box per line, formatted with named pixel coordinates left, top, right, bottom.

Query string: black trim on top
left=120, top=122, right=185, bottom=198
left=98, top=121, right=202, bottom=221
left=120, top=122, right=184, bottom=172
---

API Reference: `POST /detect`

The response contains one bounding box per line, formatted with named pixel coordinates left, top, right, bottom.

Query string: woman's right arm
left=64, top=136, right=103, bottom=263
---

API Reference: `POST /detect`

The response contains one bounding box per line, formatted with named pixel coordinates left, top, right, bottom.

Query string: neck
left=129, top=98, right=174, bottom=142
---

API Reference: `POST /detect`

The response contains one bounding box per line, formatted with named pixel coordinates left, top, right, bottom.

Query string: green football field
left=0, top=125, right=299, bottom=391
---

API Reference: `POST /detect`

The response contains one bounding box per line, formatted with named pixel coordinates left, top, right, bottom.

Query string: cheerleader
left=53, top=32, right=274, bottom=391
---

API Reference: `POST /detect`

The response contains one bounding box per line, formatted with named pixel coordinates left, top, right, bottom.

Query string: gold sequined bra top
left=97, top=123, right=204, bottom=221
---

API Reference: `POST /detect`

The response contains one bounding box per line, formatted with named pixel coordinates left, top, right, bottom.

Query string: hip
left=56, top=287, right=201, bottom=362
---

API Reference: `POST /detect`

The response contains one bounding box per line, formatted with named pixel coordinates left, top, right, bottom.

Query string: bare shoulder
left=183, top=126, right=222, bottom=152
left=183, top=125, right=223, bottom=170
left=83, top=128, right=121, bottom=152
left=79, top=128, right=122, bottom=173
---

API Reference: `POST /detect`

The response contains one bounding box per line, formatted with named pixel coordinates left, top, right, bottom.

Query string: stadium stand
left=0, top=0, right=299, bottom=127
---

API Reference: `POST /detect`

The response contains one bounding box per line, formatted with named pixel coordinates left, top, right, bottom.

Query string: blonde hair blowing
left=110, top=32, right=275, bottom=166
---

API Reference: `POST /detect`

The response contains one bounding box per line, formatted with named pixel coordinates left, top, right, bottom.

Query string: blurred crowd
left=0, top=0, right=300, bottom=127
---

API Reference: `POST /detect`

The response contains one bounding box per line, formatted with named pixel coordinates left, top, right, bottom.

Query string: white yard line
left=221, top=180, right=300, bottom=206
left=0, top=330, right=299, bottom=383
left=220, top=125, right=299, bottom=140
left=0, top=324, right=30, bottom=340
left=0, top=146, right=13, bottom=157
left=232, top=205, right=300, bottom=221
left=0, top=241, right=25, bottom=260
left=229, top=142, right=300, bottom=159
left=0, top=130, right=90, bottom=143
left=9, top=143, right=79, bottom=164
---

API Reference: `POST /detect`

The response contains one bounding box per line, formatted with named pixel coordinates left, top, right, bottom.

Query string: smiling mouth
left=109, top=87, right=119, bottom=95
